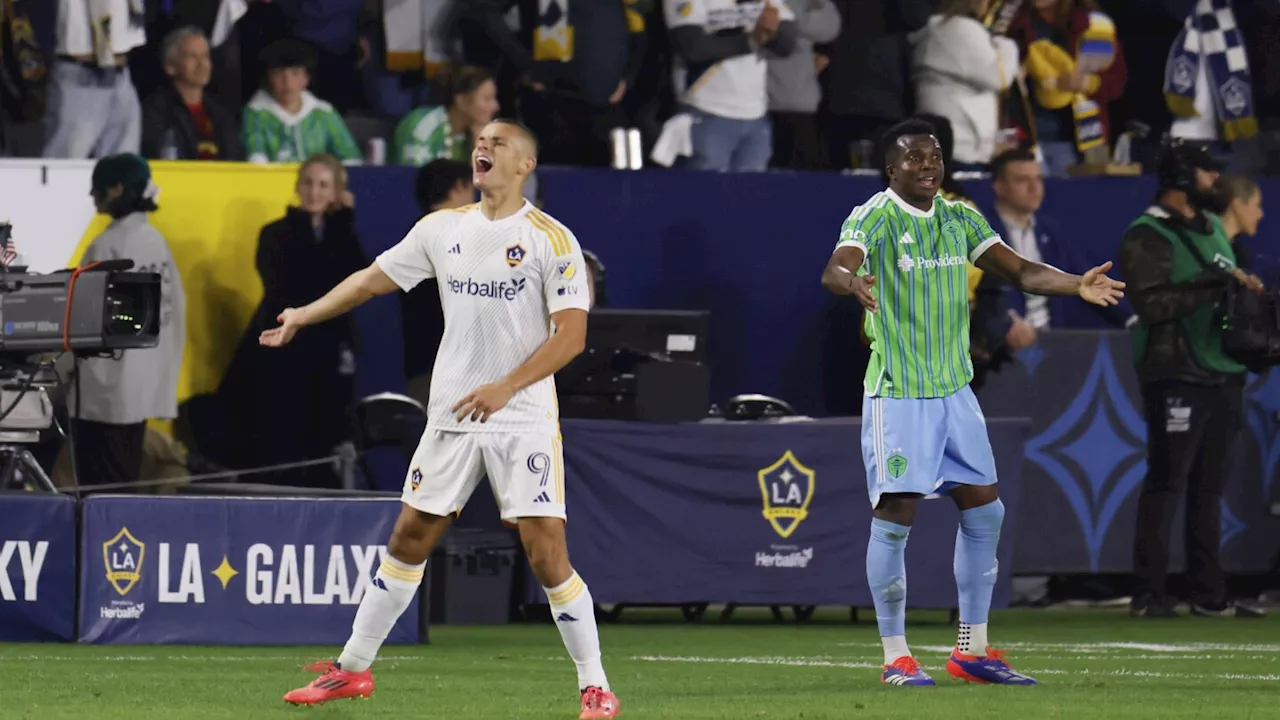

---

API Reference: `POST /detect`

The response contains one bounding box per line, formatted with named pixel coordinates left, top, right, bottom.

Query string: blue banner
left=340, top=167, right=1280, bottom=423
left=977, top=331, right=1280, bottom=574
left=0, top=494, right=77, bottom=642
left=79, top=496, right=419, bottom=645
left=532, top=418, right=1027, bottom=609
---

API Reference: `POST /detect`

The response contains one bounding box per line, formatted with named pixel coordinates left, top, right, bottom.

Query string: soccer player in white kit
left=264, top=119, right=620, bottom=719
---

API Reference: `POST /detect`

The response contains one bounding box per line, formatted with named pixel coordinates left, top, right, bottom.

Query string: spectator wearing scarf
left=1007, top=0, right=1126, bottom=176
left=1164, top=0, right=1258, bottom=144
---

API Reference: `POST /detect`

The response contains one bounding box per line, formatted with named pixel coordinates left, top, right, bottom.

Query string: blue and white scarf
left=1163, top=0, right=1257, bottom=141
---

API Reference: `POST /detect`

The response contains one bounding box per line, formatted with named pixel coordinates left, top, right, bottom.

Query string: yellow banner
left=68, top=162, right=300, bottom=419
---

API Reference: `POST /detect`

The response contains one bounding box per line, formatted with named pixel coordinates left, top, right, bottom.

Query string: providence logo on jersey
left=895, top=254, right=966, bottom=273
left=446, top=275, right=528, bottom=301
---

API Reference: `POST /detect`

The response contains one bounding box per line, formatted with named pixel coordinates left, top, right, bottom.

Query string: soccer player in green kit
left=821, top=119, right=1126, bottom=686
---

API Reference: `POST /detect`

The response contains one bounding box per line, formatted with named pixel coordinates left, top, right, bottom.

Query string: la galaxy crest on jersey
left=505, top=243, right=528, bottom=267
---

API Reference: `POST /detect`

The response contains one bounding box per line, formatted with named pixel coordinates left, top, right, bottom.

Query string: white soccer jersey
left=664, top=0, right=794, bottom=120
left=376, top=200, right=591, bottom=433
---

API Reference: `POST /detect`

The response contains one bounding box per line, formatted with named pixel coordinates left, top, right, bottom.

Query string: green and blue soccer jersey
left=242, top=90, right=361, bottom=164
left=392, top=106, right=471, bottom=166
left=835, top=189, right=1003, bottom=399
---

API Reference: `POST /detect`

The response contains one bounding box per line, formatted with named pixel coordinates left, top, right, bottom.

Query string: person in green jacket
left=242, top=39, right=361, bottom=164
left=391, top=65, right=499, bottom=166
left=1118, top=139, right=1266, bottom=620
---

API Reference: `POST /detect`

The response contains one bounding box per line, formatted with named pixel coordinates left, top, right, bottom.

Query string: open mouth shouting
left=917, top=173, right=939, bottom=192
left=474, top=152, right=494, bottom=181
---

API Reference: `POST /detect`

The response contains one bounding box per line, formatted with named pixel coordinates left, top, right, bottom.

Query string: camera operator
left=63, top=154, right=186, bottom=490
left=1118, top=140, right=1264, bottom=619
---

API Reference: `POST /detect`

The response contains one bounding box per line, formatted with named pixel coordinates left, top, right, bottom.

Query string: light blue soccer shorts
left=861, top=385, right=998, bottom=509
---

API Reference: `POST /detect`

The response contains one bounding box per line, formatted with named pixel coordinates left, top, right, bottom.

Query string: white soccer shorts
left=401, top=429, right=566, bottom=522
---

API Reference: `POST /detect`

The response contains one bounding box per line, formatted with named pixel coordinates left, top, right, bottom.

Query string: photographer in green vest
left=1118, top=139, right=1265, bottom=620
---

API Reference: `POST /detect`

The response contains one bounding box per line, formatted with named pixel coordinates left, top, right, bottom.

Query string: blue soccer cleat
left=881, top=656, right=936, bottom=686
left=946, top=647, right=1038, bottom=685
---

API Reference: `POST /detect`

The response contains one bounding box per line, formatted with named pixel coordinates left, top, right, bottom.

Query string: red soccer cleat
left=283, top=664, right=374, bottom=705
left=579, top=686, right=620, bottom=719
left=302, top=659, right=335, bottom=673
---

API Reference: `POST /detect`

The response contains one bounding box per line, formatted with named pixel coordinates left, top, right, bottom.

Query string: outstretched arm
left=259, top=263, right=399, bottom=346
left=975, top=242, right=1126, bottom=306
left=975, top=242, right=1081, bottom=295
left=298, top=262, right=400, bottom=325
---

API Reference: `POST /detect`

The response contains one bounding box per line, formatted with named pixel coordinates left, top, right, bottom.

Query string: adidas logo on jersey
left=900, top=232, right=914, bottom=244
left=446, top=275, right=528, bottom=301
left=447, top=243, right=461, bottom=254
left=533, top=491, right=551, bottom=503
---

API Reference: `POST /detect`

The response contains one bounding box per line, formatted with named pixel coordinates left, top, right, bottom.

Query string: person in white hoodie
left=909, top=0, right=1020, bottom=168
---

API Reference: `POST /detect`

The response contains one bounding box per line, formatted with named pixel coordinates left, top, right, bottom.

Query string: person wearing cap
left=1117, top=138, right=1264, bottom=620
left=65, top=153, right=187, bottom=490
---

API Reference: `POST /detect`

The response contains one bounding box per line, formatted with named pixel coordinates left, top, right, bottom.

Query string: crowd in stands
left=6, top=0, right=1276, bottom=493
left=2, top=0, right=1278, bottom=175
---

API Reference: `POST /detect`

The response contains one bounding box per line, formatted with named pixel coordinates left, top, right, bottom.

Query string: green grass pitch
left=4, top=608, right=1278, bottom=719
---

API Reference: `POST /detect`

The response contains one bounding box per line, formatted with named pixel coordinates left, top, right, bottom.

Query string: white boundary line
left=1, top=650, right=1276, bottom=683
left=632, top=655, right=1280, bottom=682
left=839, top=641, right=1280, bottom=653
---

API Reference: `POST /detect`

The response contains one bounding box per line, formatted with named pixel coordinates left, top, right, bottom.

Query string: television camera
left=0, top=226, right=162, bottom=490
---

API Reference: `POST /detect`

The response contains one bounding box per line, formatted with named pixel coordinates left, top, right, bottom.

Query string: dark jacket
left=141, top=84, right=245, bottom=161
left=976, top=211, right=1134, bottom=341
left=207, top=207, right=368, bottom=478
left=1117, top=205, right=1238, bottom=386
left=400, top=280, right=444, bottom=381
left=467, top=0, right=647, bottom=108
left=817, top=0, right=931, bottom=120
left=255, top=207, right=367, bottom=339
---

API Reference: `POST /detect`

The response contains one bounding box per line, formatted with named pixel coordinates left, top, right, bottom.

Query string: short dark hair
left=490, top=117, right=539, bottom=159
left=415, top=159, right=473, bottom=214
left=880, top=118, right=939, bottom=166
left=436, top=65, right=493, bottom=105
left=259, top=39, right=316, bottom=79
left=1210, top=174, right=1261, bottom=214
left=990, top=148, right=1038, bottom=180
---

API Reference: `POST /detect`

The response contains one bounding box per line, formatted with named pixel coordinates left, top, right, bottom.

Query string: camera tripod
left=0, top=379, right=60, bottom=493
left=0, top=441, right=57, bottom=492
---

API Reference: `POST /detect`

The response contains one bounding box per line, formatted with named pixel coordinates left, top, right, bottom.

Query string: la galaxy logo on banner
left=101, top=527, right=147, bottom=619
left=96, top=527, right=393, bottom=618
left=755, top=450, right=816, bottom=569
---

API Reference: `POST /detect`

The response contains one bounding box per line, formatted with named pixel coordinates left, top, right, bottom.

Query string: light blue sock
left=867, top=518, right=911, bottom=639
left=955, top=499, right=1004, bottom=629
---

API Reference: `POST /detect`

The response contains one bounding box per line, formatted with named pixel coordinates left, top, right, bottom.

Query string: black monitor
left=580, top=308, right=710, bottom=363
left=556, top=309, right=711, bottom=421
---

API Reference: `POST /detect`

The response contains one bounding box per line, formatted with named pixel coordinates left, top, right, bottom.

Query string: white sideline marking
left=0, top=654, right=426, bottom=662
left=905, top=646, right=1280, bottom=661
left=4, top=651, right=1277, bottom=682
left=841, top=641, right=1280, bottom=654
left=633, top=655, right=880, bottom=670
left=632, top=655, right=1280, bottom=682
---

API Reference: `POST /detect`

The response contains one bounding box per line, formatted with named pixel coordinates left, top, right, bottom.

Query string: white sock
left=337, top=555, right=425, bottom=672
left=957, top=622, right=988, bottom=656
left=545, top=571, right=609, bottom=691
left=882, top=635, right=910, bottom=665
